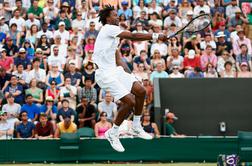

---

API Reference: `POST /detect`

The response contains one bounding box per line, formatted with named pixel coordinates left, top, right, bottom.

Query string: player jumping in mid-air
left=93, top=5, right=167, bottom=152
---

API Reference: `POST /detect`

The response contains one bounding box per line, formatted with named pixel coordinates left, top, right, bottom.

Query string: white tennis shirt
left=93, top=24, right=123, bottom=70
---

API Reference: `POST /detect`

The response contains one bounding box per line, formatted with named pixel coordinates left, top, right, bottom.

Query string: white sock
left=111, top=124, right=119, bottom=134
left=133, top=115, right=141, bottom=128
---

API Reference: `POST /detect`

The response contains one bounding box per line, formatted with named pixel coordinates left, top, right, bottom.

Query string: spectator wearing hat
left=20, top=94, right=40, bottom=123
left=216, top=32, right=233, bottom=57
left=118, top=1, right=133, bottom=20
left=27, top=0, right=43, bottom=19
left=48, top=46, right=66, bottom=72
left=2, top=93, right=21, bottom=128
left=228, top=8, right=249, bottom=31
left=14, top=48, right=31, bottom=71
left=235, top=44, right=252, bottom=72
left=181, top=10, right=193, bottom=26
left=150, top=62, right=169, bottom=84
left=200, top=45, right=217, bottom=71
left=220, top=61, right=236, bottom=78
left=0, top=16, right=9, bottom=34
left=233, top=29, right=252, bottom=56
left=217, top=51, right=235, bottom=74
left=60, top=77, right=77, bottom=110
left=2, top=37, right=18, bottom=57
left=225, top=0, right=241, bottom=19
left=0, top=68, right=12, bottom=91
left=76, top=96, right=96, bottom=128
left=57, top=99, right=76, bottom=122
left=0, top=48, right=14, bottom=73
left=166, top=48, right=184, bottom=72
left=9, top=9, right=26, bottom=33
left=35, top=113, right=54, bottom=139
left=12, top=63, right=29, bottom=86
left=60, top=1, right=73, bottom=19
left=214, top=21, right=230, bottom=42
left=4, top=75, right=24, bottom=104
left=0, top=110, right=14, bottom=139
left=16, top=111, right=35, bottom=138
left=193, top=0, right=210, bottom=15
left=54, top=116, right=77, bottom=138
left=37, top=23, right=54, bottom=44
left=200, top=33, right=216, bottom=51
left=165, top=112, right=185, bottom=137
left=169, top=65, right=184, bottom=78
left=237, top=62, right=252, bottom=78
left=22, top=39, right=35, bottom=61
left=164, top=9, right=182, bottom=30
left=54, top=21, right=70, bottom=44
left=183, top=49, right=201, bottom=77
left=26, top=57, right=46, bottom=84
left=84, top=21, right=99, bottom=42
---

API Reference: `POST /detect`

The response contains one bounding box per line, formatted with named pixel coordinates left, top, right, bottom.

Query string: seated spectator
left=228, top=8, right=249, bottom=31
left=148, top=12, right=162, bottom=27
left=76, top=96, right=96, bottom=128
left=0, top=68, right=12, bottom=91
left=150, top=62, right=169, bottom=84
left=43, top=1, right=59, bottom=25
left=25, top=78, right=44, bottom=105
left=193, top=0, right=210, bottom=15
left=220, top=61, right=236, bottom=78
left=25, top=24, right=39, bottom=46
left=72, top=11, right=85, bottom=31
left=164, top=9, right=182, bottom=30
left=203, top=63, right=218, bottom=78
left=45, top=80, right=60, bottom=105
left=9, top=9, right=25, bottom=36
left=184, top=35, right=201, bottom=55
left=35, top=113, right=54, bottom=139
left=64, top=63, right=82, bottom=88
left=4, top=75, right=24, bottom=104
left=166, top=48, right=184, bottom=72
left=118, top=1, right=133, bottom=20
left=183, top=50, right=201, bottom=77
left=236, top=44, right=252, bottom=72
left=60, top=77, right=77, bottom=110
left=78, top=78, right=97, bottom=107
left=2, top=94, right=21, bottom=128
left=200, top=45, right=217, bottom=71
left=47, top=46, right=66, bottom=72
left=46, top=64, right=64, bottom=88
left=12, top=63, right=29, bottom=87
left=66, top=48, right=82, bottom=71
left=84, top=21, right=99, bottom=42
left=167, top=36, right=182, bottom=56
left=14, top=48, right=32, bottom=71
left=94, top=112, right=112, bottom=139
left=0, top=111, right=14, bottom=139
left=169, top=65, right=184, bottom=78
left=51, top=35, right=68, bottom=59
left=188, top=67, right=204, bottom=78
left=2, top=37, right=18, bottom=57
left=33, top=48, right=47, bottom=71
left=150, top=39, right=168, bottom=57
left=84, top=35, right=96, bottom=56
left=133, top=50, right=151, bottom=72
left=225, top=0, right=240, bottom=19
left=0, top=48, right=14, bottom=73
left=27, top=0, right=43, bottom=20
left=36, top=35, right=51, bottom=58
left=98, top=91, right=117, bottom=122
left=16, top=111, right=35, bottom=138
left=165, top=112, right=185, bottom=137
left=134, top=63, right=149, bottom=82
left=211, top=11, right=226, bottom=32
left=27, top=58, right=47, bottom=84
left=21, top=94, right=40, bottom=123
left=57, top=99, right=75, bottom=122
left=150, top=50, right=166, bottom=71
left=142, top=78, right=153, bottom=109
left=141, top=110, right=159, bottom=138
left=200, top=33, right=216, bottom=51
left=237, top=62, right=252, bottom=78
left=131, top=11, right=149, bottom=31
left=37, top=23, right=54, bottom=44
left=132, top=0, right=148, bottom=19
left=214, top=21, right=231, bottom=42
left=82, top=61, right=96, bottom=86
left=215, top=32, right=233, bottom=57
left=54, top=116, right=77, bottom=138
left=210, top=0, right=224, bottom=17
left=217, top=51, right=235, bottom=74
left=233, top=29, right=252, bottom=57
left=69, top=35, right=83, bottom=57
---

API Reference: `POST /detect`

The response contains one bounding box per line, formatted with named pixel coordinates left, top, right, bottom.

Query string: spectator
left=98, top=91, right=117, bottom=122
left=150, top=39, right=168, bottom=57
left=43, top=0, right=59, bottom=23
left=60, top=77, right=77, bottom=110
left=16, top=111, right=35, bottom=138
left=131, top=10, right=149, bottom=31
left=0, top=48, right=14, bottom=73
left=2, top=37, right=18, bottom=57
left=188, top=67, right=204, bottom=78
left=13, top=63, right=29, bottom=88
left=183, top=49, right=201, bottom=77
left=64, top=63, right=82, bottom=87
left=228, top=8, right=249, bottom=30
left=141, top=110, right=159, bottom=138
left=225, top=0, right=241, bottom=19
left=53, top=22, right=70, bottom=44
left=9, top=9, right=25, bottom=33
left=217, top=51, right=235, bottom=74
left=84, top=21, right=99, bottom=42
left=164, top=9, right=182, bottom=30
left=237, top=62, right=252, bottom=78
left=220, top=61, right=236, bottom=78
left=84, top=35, right=96, bottom=56
left=45, top=80, right=60, bottom=104
left=0, top=16, right=9, bottom=34
left=184, top=35, right=201, bottom=55
left=203, top=63, right=218, bottom=78
left=210, top=0, right=225, bottom=16
left=23, top=39, right=35, bottom=61
left=169, top=65, right=184, bottom=78
left=25, top=13, right=40, bottom=30
left=54, top=116, right=77, bottom=138
left=66, top=47, right=82, bottom=70
left=200, top=45, right=217, bottom=71
left=76, top=96, right=96, bottom=128
left=20, top=94, right=40, bottom=123
left=72, top=11, right=85, bottom=31
left=27, top=0, right=43, bottom=20
left=7, top=23, right=21, bottom=46
left=47, top=46, right=66, bottom=72
left=150, top=50, right=166, bottom=71
left=193, top=0, right=210, bottom=15
left=35, top=113, right=54, bottom=139
left=166, top=48, right=184, bottom=72
left=37, top=23, right=54, bottom=43
left=69, top=35, right=84, bottom=58
left=167, top=36, right=182, bottom=56
left=165, top=112, right=185, bottom=137
left=36, top=35, right=51, bottom=58
left=200, top=33, right=216, bottom=51
left=215, top=31, right=233, bottom=56
left=0, top=68, right=11, bottom=91
left=57, top=99, right=75, bottom=122
left=236, top=44, right=252, bottom=72
left=233, top=29, right=252, bottom=57
left=133, top=50, right=151, bottom=72
left=25, top=78, right=44, bottom=105
left=94, top=112, right=112, bottom=139
left=150, top=62, right=169, bottom=84
left=27, top=58, right=47, bottom=84
left=132, top=0, right=148, bottom=19
left=14, top=48, right=32, bottom=71
left=25, top=24, right=39, bottom=46
left=4, top=75, right=24, bottom=104
left=78, top=78, right=97, bottom=106
left=0, top=111, right=14, bottom=139
left=134, top=63, right=149, bottom=82
left=149, top=12, right=162, bottom=27
left=39, top=96, right=57, bottom=125
left=46, top=64, right=64, bottom=88
left=118, top=1, right=133, bottom=20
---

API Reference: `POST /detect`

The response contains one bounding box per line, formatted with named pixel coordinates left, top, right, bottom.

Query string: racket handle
left=167, top=34, right=176, bottom=39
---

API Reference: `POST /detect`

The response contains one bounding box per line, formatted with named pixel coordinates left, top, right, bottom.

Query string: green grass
left=2, top=164, right=216, bottom=166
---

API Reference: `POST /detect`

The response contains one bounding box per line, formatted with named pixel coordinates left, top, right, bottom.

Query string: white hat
left=58, top=21, right=65, bottom=26
left=46, top=96, right=54, bottom=101
left=19, top=48, right=26, bottom=52
left=188, top=49, right=195, bottom=59
left=216, top=31, right=226, bottom=38
left=187, top=10, right=194, bottom=15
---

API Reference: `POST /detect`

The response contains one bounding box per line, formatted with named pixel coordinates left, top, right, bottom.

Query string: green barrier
left=1, top=137, right=251, bottom=163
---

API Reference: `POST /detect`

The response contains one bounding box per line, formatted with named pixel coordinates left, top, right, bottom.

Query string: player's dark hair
left=98, top=5, right=114, bottom=25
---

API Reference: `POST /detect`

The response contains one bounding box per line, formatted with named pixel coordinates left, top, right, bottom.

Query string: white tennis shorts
left=95, top=66, right=138, bottom=101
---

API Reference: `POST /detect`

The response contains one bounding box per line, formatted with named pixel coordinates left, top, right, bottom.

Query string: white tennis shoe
left=105, top=129, right=125, bottom=152
left=129, top=126, right=153, bottom=140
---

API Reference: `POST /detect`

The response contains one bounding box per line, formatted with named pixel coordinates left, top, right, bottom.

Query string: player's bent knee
left=121, top=94, right=136, bottom=108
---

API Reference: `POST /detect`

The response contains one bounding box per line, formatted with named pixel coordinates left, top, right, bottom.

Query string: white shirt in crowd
left=72, top=19, right=85, bottom=30
left=48, top=55, right=66, bottom=71
left=151, top=42, right=168, bottom=57
left=0, top=24, right=9, bottom=34
left=164, top=16, right=182, bottom=28
left=193, top=5, right=210, bottom=15
left=53, top=30, right=70, bottom=44
left=50, top=44, right=68, bottom=58
left=200, top=41, right=217, bottom=50
left=60, top=85, right=77, bottom=97
left=9, top=17, right=25, bottom=32
left=98, top=101, right=117, bottom=121
left=37, top=30, right=54, bottom=40
left=169, top=72, right=184, bottom=78
left=26, top=68, right=46, bottom=83
left=25, top=19, right=40, bottom=30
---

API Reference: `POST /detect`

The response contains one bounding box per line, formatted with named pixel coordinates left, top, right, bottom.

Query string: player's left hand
left=158, top=34, right=168, bottom=42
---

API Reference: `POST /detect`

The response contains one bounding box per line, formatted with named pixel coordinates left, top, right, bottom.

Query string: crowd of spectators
left=0, top=0, right=252, bottom=139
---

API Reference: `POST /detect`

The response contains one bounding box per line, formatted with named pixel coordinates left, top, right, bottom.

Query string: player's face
left=109, top=10, right=119, bottom=26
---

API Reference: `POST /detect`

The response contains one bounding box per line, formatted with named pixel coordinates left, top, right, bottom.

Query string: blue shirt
left=150, top=71, right=169, bottom=83
left=16, top=121, right=35, bottom=138
left=4, top=85, right=24, bottom=104
left=21, top=104, right=40, bottom=120
left=118, top=8, right=133, bottom=20
left=57, top=108, right=75, bottom=122
left=14, top=57, right=31, bottom=70
left=188, top=72, right=204, bottom=78
left=40, top=104, right=57, bottom=114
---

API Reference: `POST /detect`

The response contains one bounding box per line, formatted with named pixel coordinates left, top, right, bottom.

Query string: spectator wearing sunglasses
left=169, top=65, right=184, bottom=78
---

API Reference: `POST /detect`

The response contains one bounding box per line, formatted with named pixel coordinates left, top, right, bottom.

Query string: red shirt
left=0, top=57, right=14, bottom=71
left=35, top=121, right=54, bottom=137
left=183, top=56, right=201, bottom=69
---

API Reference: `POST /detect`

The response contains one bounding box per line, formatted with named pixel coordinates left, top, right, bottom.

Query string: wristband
left=152, top=33, right=159, bottom=42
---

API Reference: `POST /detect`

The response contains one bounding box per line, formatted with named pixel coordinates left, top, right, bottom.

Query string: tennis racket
left=167, top=13, right=212, bottom=39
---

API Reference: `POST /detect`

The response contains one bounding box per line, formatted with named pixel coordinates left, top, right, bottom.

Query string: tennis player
left=93, top=5, right=167, bottom=152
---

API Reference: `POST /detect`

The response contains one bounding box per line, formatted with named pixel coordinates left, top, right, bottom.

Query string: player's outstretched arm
left=115, top=49, right=131, bottom=74
left=117, top=31, right=167, bottom=42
